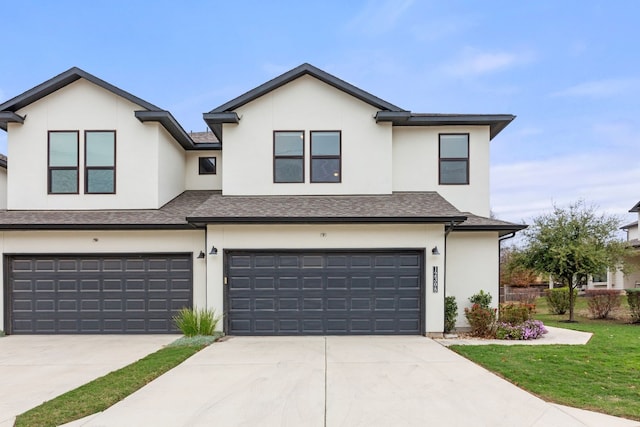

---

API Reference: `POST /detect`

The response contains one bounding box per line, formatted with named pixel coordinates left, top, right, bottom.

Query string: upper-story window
left=439, top=134, right=469, bottom=185
left=48, top=131, right=79, bottom=194
left=199, top=157, right=217, bottom=175
left=274, top=131, right=304, bottom=183
left=310, top=131, right=341, bottom=183
left=85, top=131, right=116, bottom=194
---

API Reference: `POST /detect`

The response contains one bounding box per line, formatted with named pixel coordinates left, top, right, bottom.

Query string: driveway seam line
left=324, top=336, right=328, bottom=427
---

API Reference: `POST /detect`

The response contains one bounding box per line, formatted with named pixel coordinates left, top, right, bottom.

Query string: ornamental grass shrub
left=585, top=289, right=621, bottom=319
left=544, top=287, right=577, bottom=315
left=173, top=307, right=219, bottom=337
left=626, top=289, right=640, bottom=323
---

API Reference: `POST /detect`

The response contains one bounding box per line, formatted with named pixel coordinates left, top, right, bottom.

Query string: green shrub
left=585, top=289, right=621, bottom=319
left=468, top=290, right=492, bottom=309
left=544, top=287, right=577, bottom=315
left=626, top=289, right=640, bottom=323
left=444, top=296, right=458, bottom=333
left=464, top=303, right=496, bottom=338
left=173, top=307, right=220, bottom=337
left=499, top=302, right=535, bottom=325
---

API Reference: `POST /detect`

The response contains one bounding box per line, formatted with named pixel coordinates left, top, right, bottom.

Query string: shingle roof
left=0, top=191, right=526, bottom=234
left=456, top=212, right=527, bottom=236
left=622, top=220, right=638, bottom=230
left=186, top=192, right=466, bottom=224
left=189, top=131, right=219, bottom=144
left=0, top=191, right=214, bottom=230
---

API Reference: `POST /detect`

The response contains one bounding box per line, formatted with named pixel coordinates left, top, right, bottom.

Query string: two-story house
left=0, top=63, right=524, bottom=336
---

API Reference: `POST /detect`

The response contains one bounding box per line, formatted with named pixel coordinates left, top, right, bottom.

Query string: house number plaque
left=432, top=266, right=438, bottom=293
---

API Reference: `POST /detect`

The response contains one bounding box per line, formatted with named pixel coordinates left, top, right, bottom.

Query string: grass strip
left=15, top=336, right=218, bottom=427
left=452, top=297, right=640, bottom=421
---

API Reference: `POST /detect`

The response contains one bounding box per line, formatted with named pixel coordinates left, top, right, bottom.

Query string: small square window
left=199, top=157, right=217, bottom=175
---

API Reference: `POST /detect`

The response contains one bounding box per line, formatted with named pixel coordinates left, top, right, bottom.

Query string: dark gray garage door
left=226, top=250, right=423, bottom=335
left=7, top=254, right=192, bottom=334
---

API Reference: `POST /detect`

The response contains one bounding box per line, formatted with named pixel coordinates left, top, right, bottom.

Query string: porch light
left=431, top=246, right=440, bottom=255
left=197, top=251, right=205, bottom=259
left=209, top=246, right=218, bottom=255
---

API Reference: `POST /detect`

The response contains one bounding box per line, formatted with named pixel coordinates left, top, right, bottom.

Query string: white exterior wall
left=6, top=79, right=182, bottom=210
left=222, top=75, right=393, bottom=196
left=0, top=229, right=207, bottom=332
left=0, top=168, right=6, bottom=209
left=446, top=232, right=499, bottom=328
left=205, top=224, right=446, bottom=333
left=185, top=151, right=222, bottom=190
left=628, top=223, right=639, bottom=241
left=392, top=126, right=491, bottom=216
left=157, top=127, right=186, bottom=206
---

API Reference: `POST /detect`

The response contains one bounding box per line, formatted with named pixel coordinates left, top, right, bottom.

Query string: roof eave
left=203, top=112, right=240, bottom=141
left=135, top=110, right=197, bottom=150
left=629, top=202, right=640, bottom=213
left=0, top=223, right=194, bottom=231
left=375, top=112, right=516, bottom=139
left=0, top=111, right=25, bottom=131
left=0, top=67, right=161, bottom=113
left=186, top=215, right=468, bottom=225
left=209, top=63, right=405, bottom=114
left=454, top=224, right=528, bottom=236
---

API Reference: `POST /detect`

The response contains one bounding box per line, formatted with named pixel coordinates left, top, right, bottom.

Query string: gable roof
left=203, top=63, right=515, bottom=141
left=0, top=67, right=212, bottom=150
left=629, top=201, right=640, bottom=212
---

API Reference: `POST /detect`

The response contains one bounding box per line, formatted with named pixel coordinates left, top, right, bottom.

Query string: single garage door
left=7, top=254, right=192, bottom=334
left=226, top=250, right=424, bottom=335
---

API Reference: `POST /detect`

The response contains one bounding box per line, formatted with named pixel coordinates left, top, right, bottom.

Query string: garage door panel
left=8, top=254, right=192, bottom=334
left=227, top=250, right=424, bottom=336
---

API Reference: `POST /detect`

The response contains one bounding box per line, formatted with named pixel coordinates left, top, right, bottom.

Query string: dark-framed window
left=199, top=157, right=217, bottom=175
left=85, top=130, right=116, bottom=194
left=274, top=131, right=304, bottom=183
left=48, top=131, right=79, bottom=194
left=310, top=131, right=341, bottom=183
left=439, top=134, right=469, bottom=185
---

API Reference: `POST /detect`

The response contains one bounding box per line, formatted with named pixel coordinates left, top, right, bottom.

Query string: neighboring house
left=0, top=64, right=524, bottom=336
left=585, top=201, right=640, bottom=290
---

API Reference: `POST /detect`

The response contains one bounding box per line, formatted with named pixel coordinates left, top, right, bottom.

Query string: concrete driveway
left=68, top=336, right=639, bottom=427
left=0, top=334, right=176, bottom=427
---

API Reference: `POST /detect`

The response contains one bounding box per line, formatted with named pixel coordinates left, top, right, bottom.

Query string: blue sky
left=1, top=1, right=638, bottom=227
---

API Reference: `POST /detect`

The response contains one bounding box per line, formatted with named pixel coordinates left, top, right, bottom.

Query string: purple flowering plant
left=495, top=319, right=548, bottom=340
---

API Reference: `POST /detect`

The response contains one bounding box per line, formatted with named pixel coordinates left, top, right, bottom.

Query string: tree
left=500, top=246, right=540, bottom=287
left=518, top=201, right=630, bottom=322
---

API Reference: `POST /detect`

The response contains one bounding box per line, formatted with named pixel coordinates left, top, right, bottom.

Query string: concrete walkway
left=0, top=335, right=177, bottom=427
left=67, top=336, right=639, bottom=427
left=434, top=325, right=593, bottom=346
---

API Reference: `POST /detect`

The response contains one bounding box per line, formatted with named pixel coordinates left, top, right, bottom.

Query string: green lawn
left=15, top=336, right=218, bottom=427
left=452, top=296, right=640, bottom=421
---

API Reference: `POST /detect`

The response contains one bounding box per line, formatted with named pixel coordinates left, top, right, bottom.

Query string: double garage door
left=226, top=250, right=424, bottom=335
left=7, top=254, right=192, bottom=334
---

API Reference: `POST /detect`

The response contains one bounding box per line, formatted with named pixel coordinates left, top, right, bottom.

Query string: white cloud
left=441, top=48, right=536, bottom=77
left=551, top=78, right=640, bottom=98
left=346, top=0, right=414, bottom=36
left=491, top=152, right=640, bottom=227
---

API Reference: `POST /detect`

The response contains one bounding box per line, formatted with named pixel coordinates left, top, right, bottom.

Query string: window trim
left=310, top=130, right=342, bottom=183
left=48, top=130, right=79, bottom=195
left=273, top=130, right=305, bottom=183
left=438, top=133, right=469, bottom=185
left=84, top=130, right=116, bottom=194
left=198, top=156, right=217, bottom=175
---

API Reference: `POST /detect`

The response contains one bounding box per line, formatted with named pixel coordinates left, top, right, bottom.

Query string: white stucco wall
left=0, top=229, right=207, bottom=332
left=205, top=223, right=446, bottom=333
left=0, top=167, right=7, bottom=209
left=628, top=222, right=639, bottom=241
left=392, top=126, right=491, bottom=216
left=185, top=151, right=222, bottom=190
left=6, top=79, right=186, bottom=210
left=157, top=127, right=186, bottom=206
left=222, top=75, right=393, bottom=196
left=445, top=231, right=499, bottom=328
